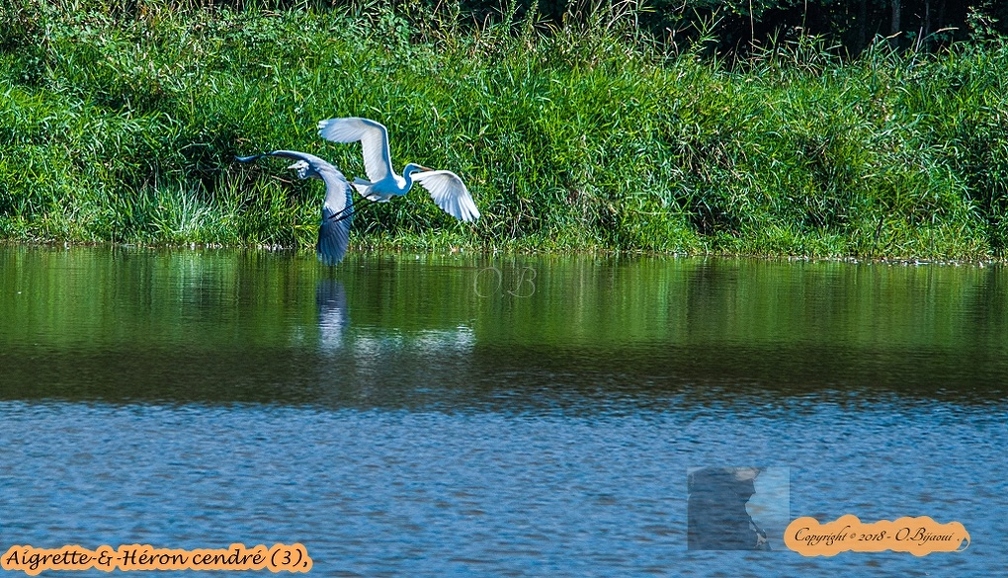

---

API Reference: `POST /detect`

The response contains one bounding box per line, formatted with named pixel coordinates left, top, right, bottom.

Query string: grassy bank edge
left=1, top=3, right=1006, bottom=261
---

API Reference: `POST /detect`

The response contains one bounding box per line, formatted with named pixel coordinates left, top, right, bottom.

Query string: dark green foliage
left=0, top=1, right=1006, bottom=259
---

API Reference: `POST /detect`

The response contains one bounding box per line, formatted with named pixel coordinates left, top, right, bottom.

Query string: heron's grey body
left=317, top=117, right=481, bottom=222
left=235, top=150, right=353, bottom=266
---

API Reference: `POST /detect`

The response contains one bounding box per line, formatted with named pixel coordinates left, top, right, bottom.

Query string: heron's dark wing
left=412, top=170, right=480, bottom=222
left=316, top=163, right=354, bottom=266
left=317, top=117, right=394, bottom=184
left=252, top=150, right=353, bottom=265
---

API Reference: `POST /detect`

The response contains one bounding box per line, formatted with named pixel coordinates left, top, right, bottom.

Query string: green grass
left=1, top=1, right=1007, bottom=260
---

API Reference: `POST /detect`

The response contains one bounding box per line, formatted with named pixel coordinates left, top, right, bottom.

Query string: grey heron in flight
left=235, top=150, right=353, bottom=265
left=317, top=117, right=481, bottom=222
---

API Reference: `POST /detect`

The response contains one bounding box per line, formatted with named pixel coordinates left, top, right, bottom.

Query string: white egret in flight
left=235, top=150, right=354, bottom=265
left=317, top=117, right=480, bottom=222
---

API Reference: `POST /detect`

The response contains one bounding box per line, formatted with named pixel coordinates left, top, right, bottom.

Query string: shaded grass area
left=1, top=2, right=1007, bottom=259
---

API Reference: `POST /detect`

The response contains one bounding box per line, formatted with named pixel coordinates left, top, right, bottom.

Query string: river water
left=1, top=247, right=1006, bottom=576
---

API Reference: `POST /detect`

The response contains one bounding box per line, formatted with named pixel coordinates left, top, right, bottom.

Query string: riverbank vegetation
left=2, top=0, right=1007, bottom=259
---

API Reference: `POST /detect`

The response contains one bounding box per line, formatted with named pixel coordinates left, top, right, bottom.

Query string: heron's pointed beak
left=287, top=162, right=301, bottom=170
left=417, top=165, right=433, bottom=172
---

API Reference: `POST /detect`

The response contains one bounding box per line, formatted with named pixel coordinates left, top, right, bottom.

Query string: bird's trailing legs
left=327, top=197, right=381, bottom=223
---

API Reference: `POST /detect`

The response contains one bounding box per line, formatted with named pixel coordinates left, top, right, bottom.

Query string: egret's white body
left=317, top=117, right=480, bottom=222
left=236, top=150, right=353, bottom=265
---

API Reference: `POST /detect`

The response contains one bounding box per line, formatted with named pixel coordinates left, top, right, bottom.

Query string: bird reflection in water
left=316, top=279, right=349, bottom=352
left=314, top=278, right=476, bottom=356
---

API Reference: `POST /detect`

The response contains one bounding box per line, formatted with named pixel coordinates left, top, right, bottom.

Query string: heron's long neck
left=401, top=165, right=421, bottom=191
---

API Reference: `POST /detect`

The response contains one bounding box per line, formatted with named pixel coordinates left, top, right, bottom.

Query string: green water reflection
left=1, top=246, right=1005, bottom=405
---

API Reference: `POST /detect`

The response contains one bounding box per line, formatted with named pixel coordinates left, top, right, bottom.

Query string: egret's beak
left=287, top=162, right=300, bottom=170
left=417, top=165, right=434, bottom=172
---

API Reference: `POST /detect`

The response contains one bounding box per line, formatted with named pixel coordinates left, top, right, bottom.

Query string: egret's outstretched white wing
left=412, top=170, right=481, bottom=222
left=317, top=117, right=394, bottom=184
